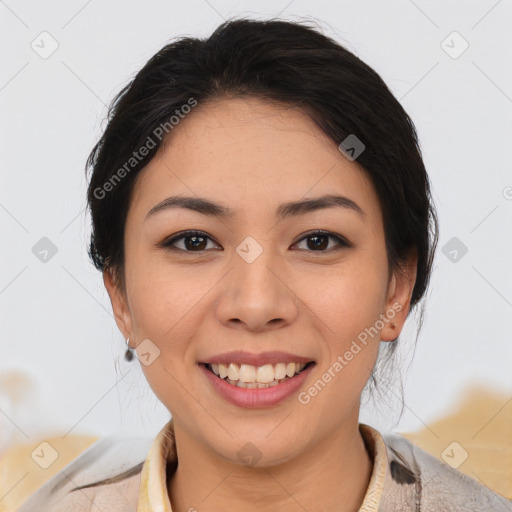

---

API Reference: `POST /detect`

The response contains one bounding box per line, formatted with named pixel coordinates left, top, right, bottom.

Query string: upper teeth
left=209, top=362, right=308, bottom=383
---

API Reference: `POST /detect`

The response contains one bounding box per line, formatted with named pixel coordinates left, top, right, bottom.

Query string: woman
left=18, top=17, right=512, bottom=512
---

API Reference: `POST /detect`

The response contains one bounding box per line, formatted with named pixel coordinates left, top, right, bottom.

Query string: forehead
left=129, top=96, right=380, bottom=223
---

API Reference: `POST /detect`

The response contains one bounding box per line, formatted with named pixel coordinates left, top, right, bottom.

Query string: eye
left=292, top=230, right=351, bottom=253
left=159, top=229, right=351, bottom=254
left=160, top=230, right=221, bottom=252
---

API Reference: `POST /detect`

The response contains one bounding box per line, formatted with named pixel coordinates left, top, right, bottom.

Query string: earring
left=124, top=336, right=134, bottom=362
left=390, top=322, right=396, bottom=329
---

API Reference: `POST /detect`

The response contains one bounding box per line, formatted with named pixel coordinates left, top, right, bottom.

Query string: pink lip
left=199, top=362, right=315, bottom=408
left=200, top=350, right=314, bottom=367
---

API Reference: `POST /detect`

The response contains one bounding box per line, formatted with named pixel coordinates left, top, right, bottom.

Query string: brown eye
left=183, top=234, right=207, bottom=250
left=293, top=231, right=351, bottom=252
left=161, top=231, right=220, bottom=252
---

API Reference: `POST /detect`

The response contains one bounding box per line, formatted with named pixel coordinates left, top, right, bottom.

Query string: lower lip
left=199, top=363, right=315, bottom=408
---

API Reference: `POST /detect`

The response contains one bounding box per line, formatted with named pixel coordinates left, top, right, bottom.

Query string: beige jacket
left=18, top=420, right=512, bottom=511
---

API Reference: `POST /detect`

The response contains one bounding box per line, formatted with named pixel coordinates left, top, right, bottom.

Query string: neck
left=168, top=416, right=373, bottom=512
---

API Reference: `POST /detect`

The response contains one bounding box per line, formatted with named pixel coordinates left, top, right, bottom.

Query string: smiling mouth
left=202, top=361, right=316, bottom=389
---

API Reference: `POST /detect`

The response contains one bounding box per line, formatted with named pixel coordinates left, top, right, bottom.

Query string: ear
left=380, top=250, right=418, bottom=342
left=103, top=267, right=133, bottom=343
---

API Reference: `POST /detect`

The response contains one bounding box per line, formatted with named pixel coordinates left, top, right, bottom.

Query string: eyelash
left=160, top=230, right=351, bottom=254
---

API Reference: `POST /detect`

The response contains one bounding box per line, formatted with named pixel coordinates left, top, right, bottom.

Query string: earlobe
left=102, top=268, right=132, bottom=341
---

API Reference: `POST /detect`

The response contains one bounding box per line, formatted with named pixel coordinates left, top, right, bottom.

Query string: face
left=104, top=96, right=416, bottom=466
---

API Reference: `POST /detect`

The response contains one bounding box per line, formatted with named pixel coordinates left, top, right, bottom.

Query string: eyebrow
left=145, top=194, right=365, bottom=221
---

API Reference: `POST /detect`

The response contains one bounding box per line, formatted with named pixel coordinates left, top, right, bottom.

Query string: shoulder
left=17, top=435, right=152, bottom=512
left=380, top=432, right=512, bottom=511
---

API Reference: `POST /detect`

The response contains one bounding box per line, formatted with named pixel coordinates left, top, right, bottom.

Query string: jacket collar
left=137, top=419, right=389, bottom=512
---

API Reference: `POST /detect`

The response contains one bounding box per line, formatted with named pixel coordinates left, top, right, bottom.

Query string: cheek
left=128, top=266, right=200, bottom=414
left=297, top=253, right=388, bottom=390
left=302, top=258, right=389, bottom=339
left=300, top=272, right=386, bottom=413
left=127, top=257, right=209, bottom=338
left=125, top=261, right=215, bottom=391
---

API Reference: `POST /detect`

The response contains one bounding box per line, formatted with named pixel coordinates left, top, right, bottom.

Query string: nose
left=214, top=247, right=299, bottom=333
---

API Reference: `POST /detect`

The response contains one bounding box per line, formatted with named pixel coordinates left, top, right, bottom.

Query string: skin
left=103, top=96, right=417, bottom=512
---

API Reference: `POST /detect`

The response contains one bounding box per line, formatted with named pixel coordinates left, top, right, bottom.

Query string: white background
left=1, top=0, right=511, bottom=450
